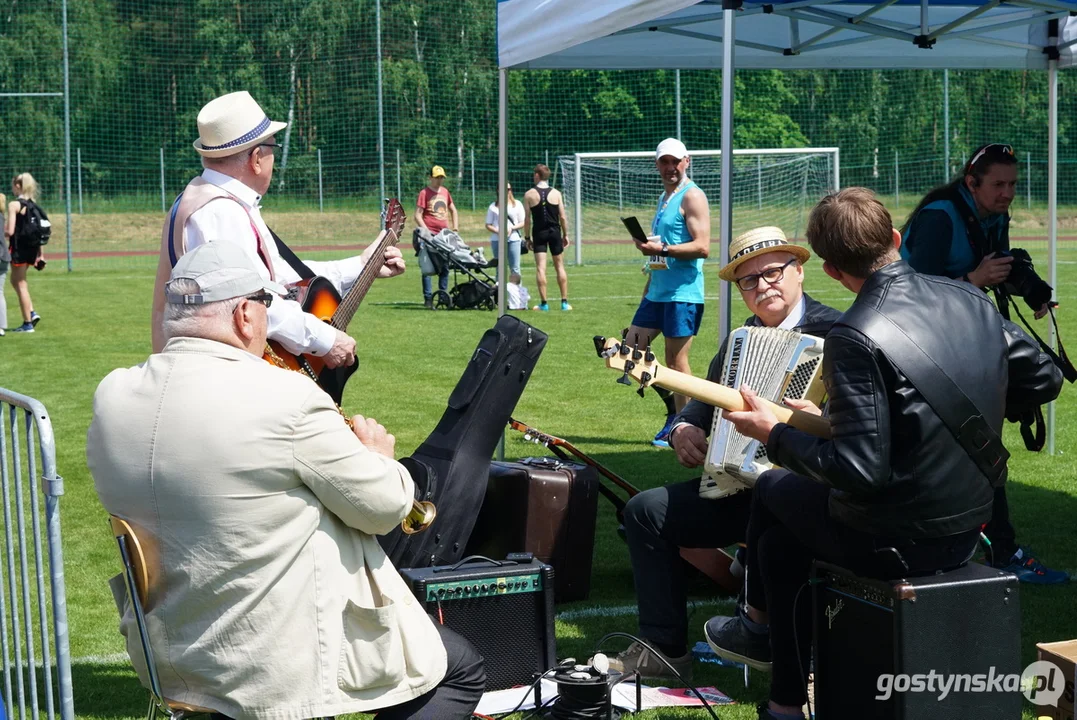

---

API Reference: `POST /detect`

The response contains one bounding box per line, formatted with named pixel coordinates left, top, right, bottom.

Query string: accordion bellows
left=701, top=326, right=826, bottom=499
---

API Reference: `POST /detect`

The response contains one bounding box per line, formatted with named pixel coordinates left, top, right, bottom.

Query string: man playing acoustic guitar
left=151, top=91, right=405, bottom=364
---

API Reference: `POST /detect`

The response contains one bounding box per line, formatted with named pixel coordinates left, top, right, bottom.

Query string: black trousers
left=623, top=477, right=752, bottom=651
left=984, top=484, right=1017, bottom=562
left=745, top=469, right=979, bottom=707
left=375, top=621, right=486, bottom=720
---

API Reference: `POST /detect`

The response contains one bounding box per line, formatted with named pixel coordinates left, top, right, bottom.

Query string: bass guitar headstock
left=593, top=334, right=662, bottom=397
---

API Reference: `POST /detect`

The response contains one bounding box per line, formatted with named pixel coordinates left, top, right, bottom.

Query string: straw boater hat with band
left=718, top=226, right=811, bottom=282
left=193, top=91, right=288, bottom=158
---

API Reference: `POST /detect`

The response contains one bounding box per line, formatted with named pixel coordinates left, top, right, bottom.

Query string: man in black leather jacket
left=704, top=188, right=1063, bottom=720
left=610, top=228, right=842, bottom=682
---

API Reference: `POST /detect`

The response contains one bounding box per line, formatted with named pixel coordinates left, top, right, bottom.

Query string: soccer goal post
left=558, top=148, right=840, bottom=265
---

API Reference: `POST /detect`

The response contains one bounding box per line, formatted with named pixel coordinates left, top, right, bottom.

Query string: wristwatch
left=660, top=242, right=670, bottom=257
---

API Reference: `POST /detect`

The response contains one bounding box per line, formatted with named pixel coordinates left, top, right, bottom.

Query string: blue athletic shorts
left=631, top=299, right=705, bottom=339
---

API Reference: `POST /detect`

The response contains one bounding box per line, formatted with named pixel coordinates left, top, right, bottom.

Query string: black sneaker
left=757, top=703, right=805, bottom=720
left=704, top=613, right=772, bottom=671
left=423, top=298, right=434, bottom=310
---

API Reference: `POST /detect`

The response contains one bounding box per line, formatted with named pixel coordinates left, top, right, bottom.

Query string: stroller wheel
left=434, top=290, right=454, bottom=310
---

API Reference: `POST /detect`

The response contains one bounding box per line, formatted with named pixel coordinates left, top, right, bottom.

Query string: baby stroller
left=415, top=228, right=498, bottom=310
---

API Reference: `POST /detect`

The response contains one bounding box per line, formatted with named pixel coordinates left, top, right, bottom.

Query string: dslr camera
left=997, top=248, right=1053, bottom=310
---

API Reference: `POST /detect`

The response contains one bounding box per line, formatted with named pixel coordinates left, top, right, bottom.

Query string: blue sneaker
left=561, top=300, right=572, bottom=311
left=11, top=323, right=34, bottom=333
left=652, top=414, right=676, bottom=448
left=30, top=311, right=40, bottom=327
left=533, top=302, right=549, bottom=312
left=998, top=547, right=1070, bottom=585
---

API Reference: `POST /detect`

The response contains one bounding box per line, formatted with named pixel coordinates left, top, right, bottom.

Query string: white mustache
left=754, top=289, right=782, bottom=304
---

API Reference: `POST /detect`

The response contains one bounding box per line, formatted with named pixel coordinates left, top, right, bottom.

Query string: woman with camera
left=900, top=143, right=1067, bottom=585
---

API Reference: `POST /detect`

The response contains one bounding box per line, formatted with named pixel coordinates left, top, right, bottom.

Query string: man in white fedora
left=151, top=90, right=405, bottom=364
left=611, top=226, right=841, bottom=682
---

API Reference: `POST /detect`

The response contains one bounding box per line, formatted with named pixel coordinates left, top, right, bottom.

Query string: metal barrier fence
left=0, top=389, right=74, bottom=720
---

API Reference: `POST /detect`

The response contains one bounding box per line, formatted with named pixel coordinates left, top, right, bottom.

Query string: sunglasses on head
left=966, top=144, right=1014, bottom=173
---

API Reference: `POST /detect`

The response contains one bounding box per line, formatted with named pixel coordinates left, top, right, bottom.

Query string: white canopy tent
left=493, top=0, right=1074, bottom=452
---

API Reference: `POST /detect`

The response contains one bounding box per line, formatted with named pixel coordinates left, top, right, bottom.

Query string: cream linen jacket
left=87, top=337, right=447, bottom=720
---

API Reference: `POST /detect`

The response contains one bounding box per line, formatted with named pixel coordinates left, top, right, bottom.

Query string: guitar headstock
left=593, top=335, right=661, bottom=396
left=508, top=418, right=563, bottom=447
left=383, top=198, right=406, bottom=242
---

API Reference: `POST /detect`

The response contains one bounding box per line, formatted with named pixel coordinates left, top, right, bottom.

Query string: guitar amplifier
left=400, top=555, right=556, bottom=691
left=812, top=561, right=1020, bottom=720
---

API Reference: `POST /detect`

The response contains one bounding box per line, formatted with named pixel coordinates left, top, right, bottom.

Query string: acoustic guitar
left=594, top=334, right=832, bottom=439
left=507, top=418, right=742, bottom=594
left=264, top=199, right=406, bottom=404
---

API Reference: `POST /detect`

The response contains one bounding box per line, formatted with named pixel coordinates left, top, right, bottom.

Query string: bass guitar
left=264, top=199, right=406, bottom=404
left=593, top=334, right=832, bottom=439
left=507, top=418, right=742, bottom=594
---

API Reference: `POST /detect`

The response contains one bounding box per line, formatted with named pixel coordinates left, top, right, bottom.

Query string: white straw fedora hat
left=719, top=226, right=811, bottom=282
left=193, top=91, right=288, bottom=158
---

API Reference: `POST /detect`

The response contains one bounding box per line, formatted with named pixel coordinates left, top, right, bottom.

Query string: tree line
left=0, top=0, right=1072, bottom=206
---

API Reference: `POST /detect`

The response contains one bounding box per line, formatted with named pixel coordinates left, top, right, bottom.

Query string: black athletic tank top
left=530, top=186, right=560, bottom=235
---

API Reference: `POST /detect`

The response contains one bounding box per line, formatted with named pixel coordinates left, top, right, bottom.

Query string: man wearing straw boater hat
left=151, top=90, right=405, bottom=360
left=611, top=225, right=841, bottom=681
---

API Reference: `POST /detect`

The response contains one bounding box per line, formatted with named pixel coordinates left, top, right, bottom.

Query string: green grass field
left=1, top=240, right=1076, bottom=719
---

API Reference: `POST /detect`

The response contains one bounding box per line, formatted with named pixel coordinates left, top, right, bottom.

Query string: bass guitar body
left=265, top=276, right=356, bottom=405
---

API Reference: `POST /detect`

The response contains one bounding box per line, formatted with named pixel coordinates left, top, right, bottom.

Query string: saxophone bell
left=401, top=500, right=437, bottom=535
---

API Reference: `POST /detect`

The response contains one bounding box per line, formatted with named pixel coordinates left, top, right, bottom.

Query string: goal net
left=557, top=149, right=840, bottom=265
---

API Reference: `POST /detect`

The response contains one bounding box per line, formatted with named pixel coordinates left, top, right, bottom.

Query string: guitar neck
left=330, top=229, right=394, bottom=330
left=649, top=365, right=832, bottom=439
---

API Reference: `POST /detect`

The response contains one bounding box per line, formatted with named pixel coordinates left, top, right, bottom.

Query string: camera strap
left=845, top=305, right=1009, bottom=488
left=998, top=294, right=1077, bottom=384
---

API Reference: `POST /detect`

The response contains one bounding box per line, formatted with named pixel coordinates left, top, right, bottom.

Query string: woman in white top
left=485, top=184, right=526, bottom=276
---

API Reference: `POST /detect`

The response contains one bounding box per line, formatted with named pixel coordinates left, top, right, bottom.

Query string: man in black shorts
left=523, top=164, right=571, bottom=311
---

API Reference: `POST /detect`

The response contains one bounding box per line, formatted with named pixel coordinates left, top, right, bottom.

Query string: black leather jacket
left=672, top=293, right=843, bottom=436
left=767, top=261, right=1063, bottom=540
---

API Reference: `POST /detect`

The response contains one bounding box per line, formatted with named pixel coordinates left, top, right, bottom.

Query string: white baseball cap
left=656, top=138, right=689, bottom=160
left=166, top=242, right=286, bottom=305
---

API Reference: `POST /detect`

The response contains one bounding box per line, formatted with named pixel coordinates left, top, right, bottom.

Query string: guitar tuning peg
left=523, top=433, right=532, bottom=442
left=617, top=359, right=635, bottom=386
left=632, top=343, right=642, bottom=361
left=636, top=385, right=647, bottom=398
left=638, top=371, right=652, bottom=397
left=644, top=345, right=656, bottom=363
left=620, top=327, right=629, bottom=341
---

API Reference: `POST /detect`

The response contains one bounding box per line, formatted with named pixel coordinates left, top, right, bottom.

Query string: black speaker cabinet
left=400, top=556, right=556, bottom=691
left=812, top=561, right=1020, bottom=720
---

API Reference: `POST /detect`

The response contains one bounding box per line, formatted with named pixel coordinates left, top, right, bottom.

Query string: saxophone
left=264, top=343, right=436, bottom=535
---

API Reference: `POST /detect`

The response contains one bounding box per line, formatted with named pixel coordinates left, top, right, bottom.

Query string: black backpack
left=17, top=198, right=51, bottom=247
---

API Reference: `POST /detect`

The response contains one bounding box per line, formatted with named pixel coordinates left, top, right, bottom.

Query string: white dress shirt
left=186, top=169, right=366, bottom=356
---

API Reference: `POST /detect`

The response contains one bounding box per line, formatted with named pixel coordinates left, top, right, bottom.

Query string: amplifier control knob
left=498, top=582, right=507, bottom=590
left=472, top=585, right=480, bottom=594
left=464, top=586, right=471, bottom=594
left=481, top=584, right=489, bottom=592
left=455, top=587, right=463, bottom=595
left=437, top=589, right=446, bottom=598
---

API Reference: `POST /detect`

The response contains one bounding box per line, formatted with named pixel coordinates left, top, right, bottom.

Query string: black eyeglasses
left=967, top=144, right=1014, bottom=172
left=253, top=143, right=282, bottom=159
left=734, top=258, right=797, bottom=292
left=245, top=293, right=274, bottom=308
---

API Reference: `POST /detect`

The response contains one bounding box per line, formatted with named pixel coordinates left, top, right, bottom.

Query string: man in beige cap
left=151, top=90, right=405, bottom=364
left=93, top=242, right=485, bottom=720
left=611, top=225, right=840, bottom=682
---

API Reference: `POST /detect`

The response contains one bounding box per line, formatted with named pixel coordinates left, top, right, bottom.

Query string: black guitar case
left=380, top=315, right=548, bottom=569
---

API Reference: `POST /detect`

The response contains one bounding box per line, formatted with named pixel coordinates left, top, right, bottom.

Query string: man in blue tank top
left=626, top=138, right=711, bottom=446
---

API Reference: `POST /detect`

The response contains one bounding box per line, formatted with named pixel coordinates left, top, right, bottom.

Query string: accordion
left=700, top=326, right=826, bottom=499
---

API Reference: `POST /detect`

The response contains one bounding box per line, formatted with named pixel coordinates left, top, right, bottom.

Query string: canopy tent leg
left=718, top=0, right=738, bottom=344
left=498, top=68, right=508, bottom=321
left=1048, top=55, right=1058, bottom=455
